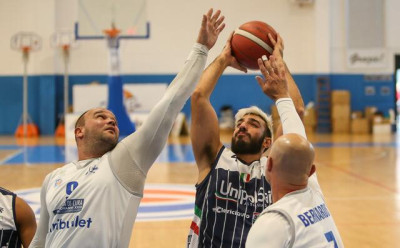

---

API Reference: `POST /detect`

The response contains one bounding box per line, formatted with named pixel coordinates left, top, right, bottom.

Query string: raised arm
left=191, top=34, right=247, bottom=183
left=256, top=55, right=306, bottom=139
left=109, top=9, right=225, bottom=196
left=266, top=34, right=305, bottom=139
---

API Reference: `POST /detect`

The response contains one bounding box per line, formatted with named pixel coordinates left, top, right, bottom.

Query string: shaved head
left=75, top=110, right=89, bottom=129
left=74, top=108, right=120, bottom=159
left=267, top=134, right=315, bottom=186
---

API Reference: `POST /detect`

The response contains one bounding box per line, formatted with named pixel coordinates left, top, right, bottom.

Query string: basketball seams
left=230, top=21, right=277, bottom=70
left=234, top=29, right=273, bottom=54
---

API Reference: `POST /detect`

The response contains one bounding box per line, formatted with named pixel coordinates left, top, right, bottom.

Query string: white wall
left=1, top=0, right=399, bottom=76
left=66, top=0, right=319, bottom=74
left=386, top=0, right=400, bottom=70
left=330, top=0, right=400, bottom=73
left=0, top=0, right=55, bottom=75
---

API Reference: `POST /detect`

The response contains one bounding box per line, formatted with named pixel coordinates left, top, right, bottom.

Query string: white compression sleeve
left=29, top=175, right=51, bottom=248
left=109, top=43, right=209, bottom=196
left=276, top=97, right=307, bottom=139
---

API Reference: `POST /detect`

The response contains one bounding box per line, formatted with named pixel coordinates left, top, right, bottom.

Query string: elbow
left=191, top=88, right=206, bottom=104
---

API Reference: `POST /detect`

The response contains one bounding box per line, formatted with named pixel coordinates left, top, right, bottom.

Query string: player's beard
left=86, top=129, right=119, bottom=154
left=231, top=132, right=265, bottom=155
left=98, top=133, right=118, bottom=151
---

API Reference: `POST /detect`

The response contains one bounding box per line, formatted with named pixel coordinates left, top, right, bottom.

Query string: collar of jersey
left=233, top=154, right=261, bottom=166
left=74, top=158, right=97, bottom=169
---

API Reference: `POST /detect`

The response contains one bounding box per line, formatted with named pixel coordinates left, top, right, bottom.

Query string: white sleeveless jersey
left=30, top=43, right=210, bottom=248
left=42, top=153, right=141, bottom=247
left=187, top=147, right=272, bottom=248
left=247, top=174, right=344, bottom=248
left=0, top=187, right=21, bottom=247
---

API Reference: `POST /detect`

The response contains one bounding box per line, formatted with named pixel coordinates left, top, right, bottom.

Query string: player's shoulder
left=46, top=162, right=75, bottom=179
left=259, top=210, right=290, bottom=225
left=0, top=186, right=15, bottom=196
left=215, top=146, right=235, bottom=162
left=248, top=211, right=292, bottom=247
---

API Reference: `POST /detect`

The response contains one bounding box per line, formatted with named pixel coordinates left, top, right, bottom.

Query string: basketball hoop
left=50, top=30, right=78, bottom=60
left=102, top=23, right=135, bottom=135
left=103, top=27, right=121, bottom=38
left=11, top=32, right=41, bottom=51
left=50, top=30, right=78, bottom=137
left=104, top=23, right=121, bottom=49
left=21, top=46, right=30, bottom=54
left=74, top=0, right=139, bottom=135
left=11, top=32, right=42, bottom=137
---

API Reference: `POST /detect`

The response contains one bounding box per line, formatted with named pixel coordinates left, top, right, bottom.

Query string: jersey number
left=324, top=231, right=338, bottom=248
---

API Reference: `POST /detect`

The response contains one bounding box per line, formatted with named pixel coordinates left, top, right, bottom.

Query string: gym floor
left=0, top=132, right=399, bottom=247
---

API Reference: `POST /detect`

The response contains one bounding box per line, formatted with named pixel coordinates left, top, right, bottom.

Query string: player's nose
left=107, top=117, right=116, bottom=126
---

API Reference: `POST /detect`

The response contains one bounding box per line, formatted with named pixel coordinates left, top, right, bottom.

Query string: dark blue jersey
left=187, top=146, right=272, bottom=248
left=0, top=187, right=22, bottom=248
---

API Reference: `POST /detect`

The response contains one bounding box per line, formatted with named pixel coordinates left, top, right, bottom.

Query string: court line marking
left=317, top=148, right=398, bottom=194
left=326, top=165, right=397, bottom=193
left=0, top=149, right=22, bottom=165
left=0, top=142, right=397, bottom=165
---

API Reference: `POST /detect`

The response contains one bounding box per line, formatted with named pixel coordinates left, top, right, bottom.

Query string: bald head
left=268, top=134, right=315, bottom=186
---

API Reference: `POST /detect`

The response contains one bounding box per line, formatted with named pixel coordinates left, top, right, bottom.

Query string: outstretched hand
left=255, top=55, right=289, bottom=101
left=269, top=33, right=284, bottom=59
left=197, top=9, right=225, bottom=50
left=218, top=32, right=247, bottom=73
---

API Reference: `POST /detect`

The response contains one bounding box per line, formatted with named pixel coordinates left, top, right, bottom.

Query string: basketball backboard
left=75, top=0, right=150, bottom=39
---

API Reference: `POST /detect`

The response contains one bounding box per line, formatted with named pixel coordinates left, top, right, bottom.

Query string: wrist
left=215, top=55, right=230, bottom=68
left=194, top=43, right=209, bottom=54
left=273, top=94, right=290, bottom=102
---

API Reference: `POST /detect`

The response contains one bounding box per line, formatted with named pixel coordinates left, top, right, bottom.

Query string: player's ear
left=75, top=127, right=84, bottom=139
left=262, top=137, right=272, bottom=153
left=309, top=164, right=316, bottom=177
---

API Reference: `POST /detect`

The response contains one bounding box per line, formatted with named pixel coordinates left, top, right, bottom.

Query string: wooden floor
left=0, top=132, right=399, bottom=247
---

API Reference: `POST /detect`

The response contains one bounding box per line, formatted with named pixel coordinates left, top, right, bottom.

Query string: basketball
left=231, top=21, right=278, bottom=70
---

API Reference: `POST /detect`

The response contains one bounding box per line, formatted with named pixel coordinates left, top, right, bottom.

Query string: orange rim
left=22, top=46, right=31, bottom=54
left=103, top=28, right=121, bottom=38
left=62, top=44, right=70, bottom=51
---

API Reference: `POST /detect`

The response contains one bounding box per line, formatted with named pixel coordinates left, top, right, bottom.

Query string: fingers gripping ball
left=231, top=21, right=277, bottom=70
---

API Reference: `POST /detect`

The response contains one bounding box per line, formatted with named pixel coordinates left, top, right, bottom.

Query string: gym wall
left=0, top=0, right=398, bottom=134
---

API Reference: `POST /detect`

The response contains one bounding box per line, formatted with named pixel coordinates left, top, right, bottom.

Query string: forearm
left=191, top=55, right=227, bottom=166
left=276, top=97, right=306, bottom=139
left=285, top=63, right=304, bottom=119
left=110, top=43, right=209, bottom=195
left=195, top=55, right=228, bottom=99
left=124, top=43, right=209, bottom=167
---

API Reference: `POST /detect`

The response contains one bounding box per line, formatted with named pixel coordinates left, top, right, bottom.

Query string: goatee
left=231, top=133, right=265, bottom=155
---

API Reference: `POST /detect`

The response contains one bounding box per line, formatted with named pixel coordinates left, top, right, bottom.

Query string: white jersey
left=246, top=174, right=344, bottom=248
left=188, top=98, right=307, bottom=248
left=39, top=155, right=140, bottom=247
left=0, top=187, right=22, bottom=247
left=29, top=43, right=209, bottom=248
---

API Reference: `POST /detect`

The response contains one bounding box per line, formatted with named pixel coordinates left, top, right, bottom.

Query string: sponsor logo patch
left=16, top=184, right=196, bottom=222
